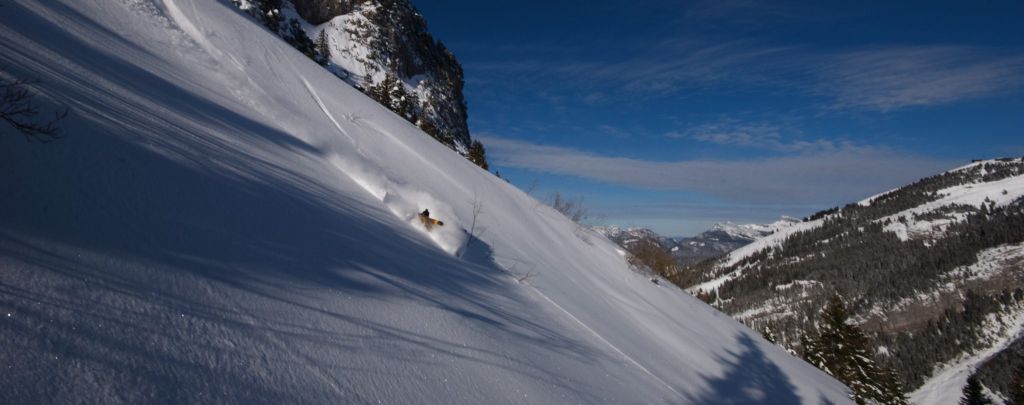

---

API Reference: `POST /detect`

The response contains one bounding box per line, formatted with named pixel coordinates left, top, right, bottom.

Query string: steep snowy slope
left=0, top=0, right=850, bottom=403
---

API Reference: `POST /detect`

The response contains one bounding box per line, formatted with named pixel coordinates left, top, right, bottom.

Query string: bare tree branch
left=515, top=271, right=535, bottom=284
left=1, top=66, right=68, bottom=143
left=461, top=194, right=485, bottom=255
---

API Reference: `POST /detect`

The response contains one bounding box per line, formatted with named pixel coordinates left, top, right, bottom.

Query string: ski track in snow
left=522, top=277, right=684, bottom=397
left=300, top=77, right=355, bottom=145
left=301, top=72, right=465, bottom=254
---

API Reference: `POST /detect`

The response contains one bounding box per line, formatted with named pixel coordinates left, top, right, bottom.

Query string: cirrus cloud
left=816, top=46, right=1024, bottom=112
left=673, top=120, right=842, bottom=154
left=468, top=43, right=1024, bottom=112
left=479, top=135, right=954, bottom=205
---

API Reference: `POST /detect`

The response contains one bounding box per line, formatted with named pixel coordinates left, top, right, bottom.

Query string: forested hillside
left=683, top=158, right=1024, bottom=401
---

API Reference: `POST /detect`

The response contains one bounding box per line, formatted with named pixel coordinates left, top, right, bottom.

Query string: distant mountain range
left=671, top=217, right=801, bottom=265
left=593, top=216, right=799, bottom=266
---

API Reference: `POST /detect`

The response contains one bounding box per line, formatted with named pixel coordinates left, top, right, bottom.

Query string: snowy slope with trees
left=0, top=0, right=850, bottom=403
left=677, top=158, right=1024, bottom=403
left=232, top=0, right=476, bottom=153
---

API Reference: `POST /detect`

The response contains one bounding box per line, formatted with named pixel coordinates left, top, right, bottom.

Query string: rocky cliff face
left=236, top=0, right=472, bottom=152
left=291, top=0, right=358, bottom=24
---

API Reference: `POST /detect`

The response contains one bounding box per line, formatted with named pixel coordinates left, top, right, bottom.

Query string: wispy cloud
left=479, top=135, right=953, bottom=205
left=681, top=0, right=825, bottom=29
left=467, top=40, right=798, bottom=93
left=469, top=42, right=1024, bottom=112
left=674, top=120, right=840, bottom=153
left=816, top=46, right=1024, bottom=111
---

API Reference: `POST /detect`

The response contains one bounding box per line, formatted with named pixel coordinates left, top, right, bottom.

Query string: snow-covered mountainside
left=707, top=217, right=801, bottom=242
left=591, top=225, right=668, bottom=248
left=673, top=217, right=800, bottom=266
left=594, top=217, right=798, bottom=268
left=0, top=0, right=850, bottom=403
left=236, top=0, right=472, bottom=151
left=683, top=158, right=1024, bottom=403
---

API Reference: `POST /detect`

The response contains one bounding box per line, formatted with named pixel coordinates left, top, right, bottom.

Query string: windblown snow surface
left=0, top=1, right=850, bottom=403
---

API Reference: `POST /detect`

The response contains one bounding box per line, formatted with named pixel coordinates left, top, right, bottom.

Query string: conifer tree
left=1009, top=364, right=1024, bottom=405
left=389, top=81, right=418, bottom=123
left=366, top=75, right=393, bottom=110
left=285, top=19, right=318, bottom=60
left=802, top=294, right=908, bottom=405
left=417, top=119, right=439, bottom=139
left=315, top=30, right=331, bottom=66
left=255, top=0, right=283, bottom=31
left=760, top=326, right=779, bottom=345
left=958, top=374, right=992, bottom=405
left=467, top=140, right=488, bottom=170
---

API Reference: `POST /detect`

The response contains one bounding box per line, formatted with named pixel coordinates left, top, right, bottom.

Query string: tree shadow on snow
left=685, top=332, right=804, bottom=405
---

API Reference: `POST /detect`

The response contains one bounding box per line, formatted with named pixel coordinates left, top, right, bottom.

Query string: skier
left=419, top=208, right=443, bottom=230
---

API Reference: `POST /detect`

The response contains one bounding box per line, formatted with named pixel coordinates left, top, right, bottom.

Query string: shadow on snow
left=0, top=1, right=607, bottom=403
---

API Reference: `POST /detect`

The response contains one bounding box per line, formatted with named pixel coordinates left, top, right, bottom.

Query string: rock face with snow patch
left=291, top=0, right=359, bottom=24
left=240, top=0, right=472, bottom=151
left=683, top=158, right=1024, bottom=402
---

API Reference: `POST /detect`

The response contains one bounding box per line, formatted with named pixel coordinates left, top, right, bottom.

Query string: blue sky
left=414, top=0, right=1024, bottom=236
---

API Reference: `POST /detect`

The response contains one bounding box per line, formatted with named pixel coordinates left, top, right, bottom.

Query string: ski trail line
left=525, top=282, right=683, bottom=397
left=301, top=77, right=355, bottom=144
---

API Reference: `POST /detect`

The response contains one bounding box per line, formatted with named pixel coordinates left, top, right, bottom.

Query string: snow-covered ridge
left=595, top=216, right=801, bottom=269
left=0, top=0, right=850, bottom=403
left=882, top=174, right=1024, bottom=241
left=720, top=158, right=1024, bottom=268
left=590, top=225, right=660, bottom=240
left=709, top=216, right=800, bottom=241
left=719, top=217, right=827, bottom=269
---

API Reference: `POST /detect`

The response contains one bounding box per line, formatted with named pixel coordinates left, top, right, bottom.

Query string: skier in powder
left=419, top=208, right=443, bottom=230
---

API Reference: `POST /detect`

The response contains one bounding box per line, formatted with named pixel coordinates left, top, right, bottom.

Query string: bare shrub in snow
left=626, top=236, right=678, bottom=278
left=548, top=192, right=588, bottom=223
left=461, top=194, right=484, bottom=255
left=1, top=67, right=67, bottom=143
